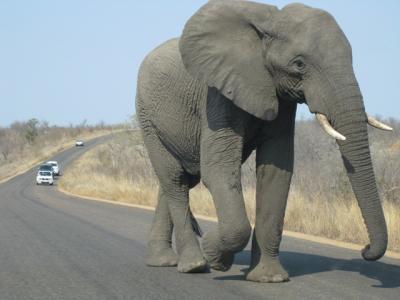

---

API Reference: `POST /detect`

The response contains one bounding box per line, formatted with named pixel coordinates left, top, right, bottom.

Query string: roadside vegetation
left=59, top=117, right=400, bottom=252
left=0, top=118, right=123, bottom=182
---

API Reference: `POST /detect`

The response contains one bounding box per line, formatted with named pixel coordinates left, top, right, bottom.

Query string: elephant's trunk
left=329, top=82, right=387, bottom=260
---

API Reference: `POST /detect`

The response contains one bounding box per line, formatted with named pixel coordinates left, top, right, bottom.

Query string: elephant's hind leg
left=162, top=184, right=207, bottom=273
left=146, top=188, right=178, bottom=267
left=142, top=130, right=206, bottom=273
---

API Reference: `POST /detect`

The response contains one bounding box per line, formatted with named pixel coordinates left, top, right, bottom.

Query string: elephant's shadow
left=215, top=250, right=400, bottom=288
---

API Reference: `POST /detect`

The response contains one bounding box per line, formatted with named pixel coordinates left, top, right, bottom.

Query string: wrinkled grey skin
left=136, top=0, right=387, bottom=282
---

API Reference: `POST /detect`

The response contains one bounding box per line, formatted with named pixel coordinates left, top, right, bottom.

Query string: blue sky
left=1, top=0, right=399, bottom=126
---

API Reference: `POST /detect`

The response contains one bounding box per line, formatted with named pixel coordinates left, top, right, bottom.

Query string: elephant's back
left=136, top=38, right=206, bottom=175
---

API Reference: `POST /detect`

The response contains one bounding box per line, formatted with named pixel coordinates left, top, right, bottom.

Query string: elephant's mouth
left=275, top=81, right=393, bottom=137
left=276, top=87, right=306, bottom=104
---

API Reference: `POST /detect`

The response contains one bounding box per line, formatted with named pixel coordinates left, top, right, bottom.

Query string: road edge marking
left=58, top=187, right=400, bottom=260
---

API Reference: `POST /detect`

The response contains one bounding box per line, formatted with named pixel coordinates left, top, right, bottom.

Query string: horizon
left=1, top=0, right=399, bottom=126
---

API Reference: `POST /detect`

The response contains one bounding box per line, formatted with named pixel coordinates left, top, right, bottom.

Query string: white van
left=46, top=161, right=60, bottom=176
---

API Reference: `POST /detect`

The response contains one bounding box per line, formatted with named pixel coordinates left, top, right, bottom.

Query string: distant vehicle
left=36, top=170, right=54, bottom=185
left=75, top=140, right=84, bottom=147
left=46, top=161, right=60, bottom=176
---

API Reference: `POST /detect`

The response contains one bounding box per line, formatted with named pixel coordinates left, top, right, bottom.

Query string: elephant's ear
left=179, top=0, right=279, bottom=121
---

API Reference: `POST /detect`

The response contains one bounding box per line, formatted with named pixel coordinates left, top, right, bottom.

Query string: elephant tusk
left=315, top=113, right=346, bottom=141
left=367, top=114, right=393, bottom=131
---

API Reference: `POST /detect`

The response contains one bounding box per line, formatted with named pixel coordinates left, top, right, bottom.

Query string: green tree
left=25, top=118, right=39, bottom=144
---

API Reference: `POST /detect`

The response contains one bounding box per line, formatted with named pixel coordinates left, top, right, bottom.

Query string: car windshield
left=48, top=162, right=57, bottom=166
left=39, top=171, right=52, bottom=176
left=39, top=165, right=53, bottom=171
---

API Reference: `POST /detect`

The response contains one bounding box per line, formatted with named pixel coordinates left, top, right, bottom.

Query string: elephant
left=135, top=0, right=392, bottom=282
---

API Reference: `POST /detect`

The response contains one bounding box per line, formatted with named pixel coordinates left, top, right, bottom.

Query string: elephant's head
left=180, top=0, right=393, bottom=261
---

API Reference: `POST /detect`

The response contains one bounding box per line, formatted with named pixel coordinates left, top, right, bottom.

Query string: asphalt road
left=0, top=135, right=399, bottom=300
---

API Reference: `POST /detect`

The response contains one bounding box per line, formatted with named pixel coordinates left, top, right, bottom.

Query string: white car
left=75, top=140, right=84, bottom=147
left=36, top=170, right=54, bottom=185
left=46, top=161, right=60, bottom=175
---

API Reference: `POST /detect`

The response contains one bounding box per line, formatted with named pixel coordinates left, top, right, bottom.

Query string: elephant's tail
left=189, top=210, right=203, bottom=237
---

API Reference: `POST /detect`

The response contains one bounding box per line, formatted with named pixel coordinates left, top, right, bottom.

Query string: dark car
left=38, top=164, right=54, bottom=173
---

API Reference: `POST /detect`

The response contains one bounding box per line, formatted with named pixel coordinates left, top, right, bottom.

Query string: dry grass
left=59, top=129, right=400, bottom=253
left=285, top=191, right=400, bottom=251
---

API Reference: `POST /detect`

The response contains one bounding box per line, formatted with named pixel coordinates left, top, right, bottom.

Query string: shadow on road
left=214, top=250, right=400, bottom=288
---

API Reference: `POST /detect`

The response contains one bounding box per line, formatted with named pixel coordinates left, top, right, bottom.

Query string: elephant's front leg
left=246, top=118, right=295, bottom=283
left=200, top=129, right=252, bottom=271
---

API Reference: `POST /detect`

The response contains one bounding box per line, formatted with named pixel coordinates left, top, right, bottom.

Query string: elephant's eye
left=291, top=57, right=306, bottom=73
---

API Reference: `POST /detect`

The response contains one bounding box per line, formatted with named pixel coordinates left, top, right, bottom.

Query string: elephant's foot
left=177, top=246, right=207, bottom=273
left=201, top=231, right=234, bottom=271
left=246, top=257, right=289, bottom=283
left=145, top=241, right=178, bottom=267
left=204, top=251, right=234, bottom=272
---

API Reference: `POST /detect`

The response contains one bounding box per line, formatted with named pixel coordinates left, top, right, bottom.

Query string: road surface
left=0, top=135, right=399, bottom=300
